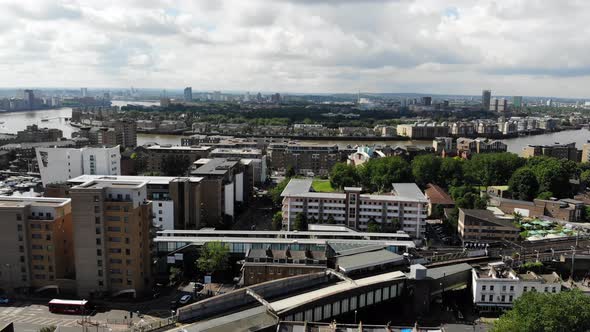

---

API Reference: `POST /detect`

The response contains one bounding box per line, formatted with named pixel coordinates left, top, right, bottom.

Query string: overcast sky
left=1, top=0, right=589, bottom=97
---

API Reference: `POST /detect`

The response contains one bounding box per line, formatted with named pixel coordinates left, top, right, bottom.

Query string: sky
left=1, top=0, right=590, bottom=97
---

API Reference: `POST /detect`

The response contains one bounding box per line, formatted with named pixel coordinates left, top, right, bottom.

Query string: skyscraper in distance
left=513, top=96, right=523, bottom=109
left=482, top=90, right=491, bottom=110
left=81, top=88, right=88, bottom=98
left=184, top=87, right=192, bottom=102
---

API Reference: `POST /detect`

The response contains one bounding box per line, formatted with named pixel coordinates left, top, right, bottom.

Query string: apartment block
left=396, top=123, right=449, bottom=139
left=191, top=158, right=251, bottom=227
left=36, top=146, right=121, bottom=186
left=208, top=148, right=268, bottom=185
left=113, top=120, right=137, bottom=148
left=0, top=197, right=74, bottom=294
left=146, top=145, right=211, bottom=175
left=268, top=143, right=344, bottom=176
left=522, top=142, right=581, bottom=161
left=280, top=179, right=428, bottom=238
left=489, top=196, right=584, bottom=222
left=456, top=137, right=507, bottom=155
left=69, top=175, right=203, bottom=230
left=70, top=179, right=152, bottom=298
left=458, top=209, right=519, bottom=243
left=582, top=143, right=590, bottom=163
left=472, top=262, right=561, bottom=312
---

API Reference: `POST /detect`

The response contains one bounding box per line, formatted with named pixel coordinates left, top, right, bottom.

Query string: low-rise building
left=0, top=197, right=74, bottom=295
left=472, top=262, right=561, bottom=312
left=582, top=142, right=590, bottom=163
left=456, top=137, right=507, bottom=155
left=347, top=146, right=385, bottom=166
left=458, top=209, right=519, bottom=243
left=147, top=145, right=211, bottom=175
left=489, top=196, right=584, bottom=222
left=396, top=123, right=449, bottom=139
left=268, top=143, right=344, bottom=176
left=522, top=142, right=581, bottom=161
left=432, top=137, right=455, bottom=155
left=208, top=148, right=268, bottom=185
left=280, top=179, right=428, bottom=238
left=16, top=125, right=63, bottom=143
left=424, top=184, right=454, bottom=216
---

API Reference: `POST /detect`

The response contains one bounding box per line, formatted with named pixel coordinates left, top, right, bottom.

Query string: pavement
left=0, top=301, right=170, bottom=332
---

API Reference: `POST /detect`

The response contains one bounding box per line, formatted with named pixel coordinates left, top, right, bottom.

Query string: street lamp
left=570, top=246, right=576, bottom=281
left=354, top=310, right=357, bottom=324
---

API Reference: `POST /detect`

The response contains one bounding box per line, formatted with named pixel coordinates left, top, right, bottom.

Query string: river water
left=0, top=101, right=588, bottom=154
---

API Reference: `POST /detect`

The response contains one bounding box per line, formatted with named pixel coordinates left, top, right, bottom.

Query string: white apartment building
left=36, top=146, right=121, bottom=186
left=472, top=262, right=561, bottom=311
left=280, top=179, right=428, bottom=238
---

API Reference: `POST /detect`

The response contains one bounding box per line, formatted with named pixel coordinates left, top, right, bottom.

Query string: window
left=95, top=217, right=101, bottom=224
left=509, top=285, right=514, bottom=292
left=552, top=287, right=556, bottom=293
left=481, top=295, right=485, bottom=302
left=523, top=286, right=528, bottom=292
left=488, top=295, right=493, bottom=302
left=490, top=285, right=494, bottom=291
left=97, top=249, right=102, bottom=256
left=16, top=214, right=22, bottom=221
left=502, top=285, right=506, bottom=292
left=97, top=260, right=102, bottom=267
left=509, top=295, right=513, bottom=302
left=95, top=227, right=101, bottom=235
left=96, top=238, right=101, bottom=245
left=94, top=196, right=99, bottom=202
left=94, top=206, right=100, bottom=213
left=501, top=295, right=505, bottom=302
left=32, top=234, right=42, bottom=239
left=45, top=234, right=51, bottom=241
left=17, top=224, right=22, bottom=231
left=482, top=285, right=486, bottom=291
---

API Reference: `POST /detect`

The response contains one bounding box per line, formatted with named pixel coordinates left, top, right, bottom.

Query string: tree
left=196, top=241, right=229, bottom=274
left=285, top=165, right=296, bottom=178
left=308, top=216, right=317, bottom=224
left=463, top=153, right=524, bottom=186
left=508, top=168, right=539, bottom=201
left=411, top=154, right=442, bottom=187
left=536, top=191, right=553, bottom=200
left=527, top=157, right=571, bottom=198
left=330, top=163, right=360, bottom=189
left=359, top=156, right=412, bottom=192
left=326, top=215, right=336, bottom=224
left=169, top=266, right=182, bottom=284
left=293, top=212, right=308, bottom=231
left=272, top=211, right=283, bottom=230
left=513, top=212, right=523, bottom=225
left=439, top=157, right=464, bottom=188
left=491, top=290, right=590, bottom=332
left=39, top=326, right=56, bottom=332
left=581, top=169, right=590, bottom=184
left=269, top=178, right=290, bottom=206
left=367, top=219, right=381, bottom=232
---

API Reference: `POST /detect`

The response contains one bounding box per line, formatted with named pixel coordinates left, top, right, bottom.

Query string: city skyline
left=2, top=1, right=590, bottom=98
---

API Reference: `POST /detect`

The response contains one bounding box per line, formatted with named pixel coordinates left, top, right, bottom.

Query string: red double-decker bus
left=48, top=299, right=89, bottom=315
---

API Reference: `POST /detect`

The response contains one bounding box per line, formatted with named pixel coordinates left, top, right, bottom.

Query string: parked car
left=178, top=294, right=192, bottom=305
left=0, top=297, right=12, bottom=305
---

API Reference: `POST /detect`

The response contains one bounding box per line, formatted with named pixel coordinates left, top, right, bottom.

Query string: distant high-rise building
left=256, top=92, right=263, bottom=102
left=546, top=99, right=553, bottom=107
left=24, top=89, right=35, bottom=110
left=490, top=98, right=508, bottom=112
left=81, top=88, right=88, bottom=98
left=421, top=96, right=432, bottom=106
left=513, top=96, right=523, bottom=109
left=213, top=91, right=221, bottom=102
left=482, top=90, right=491, bottom=110
left=271, top=93, right=281, bottom=103
left=184, top=87, right=192, bottom=102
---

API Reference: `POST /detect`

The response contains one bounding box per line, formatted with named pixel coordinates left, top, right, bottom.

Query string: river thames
left=0, top=101, right=588, bottom=154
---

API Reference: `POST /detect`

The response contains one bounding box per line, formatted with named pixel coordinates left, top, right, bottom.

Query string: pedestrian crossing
left=0, top=303, right=80, bottom=327
left=0, top=314, right=80, bottom=327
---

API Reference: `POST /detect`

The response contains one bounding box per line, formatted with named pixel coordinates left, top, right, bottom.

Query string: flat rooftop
left=0, top=196, right=71, bottom=208
left=210, top=148, right=262, bottom=155
left=192, top=158, right=239, bottom=176
left=147, top=145, right=211, bottom=151
left=72, top=179, right=148, bottom=190
left=461, top=209, right=519, bottom=229
left=68, top=175, right=203, bottom=185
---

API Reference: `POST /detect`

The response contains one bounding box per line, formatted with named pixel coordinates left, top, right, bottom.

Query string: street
left=0, top=302, right=169, bottom=332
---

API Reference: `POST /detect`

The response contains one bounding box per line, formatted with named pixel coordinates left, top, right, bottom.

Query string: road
left=0, top=302, right=168, bottom=332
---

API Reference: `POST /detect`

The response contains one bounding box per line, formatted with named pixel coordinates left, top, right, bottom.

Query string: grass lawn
left=312, top=180, right=336, bottom=192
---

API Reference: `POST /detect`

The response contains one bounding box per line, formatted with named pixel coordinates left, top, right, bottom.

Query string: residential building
left=16, top=125, right=63, bottom=143
left=432, top=137, right=455, bottom=155
left=456, top=137, right=507, bottom=155
left=538, top=117, right=558, bottom=130
left=482, top=90, right=491, bottom=110
left=450, top=122, right=476, bottom=136
left=280, top=179, right=428, bottom=238
left=421, top=96, right=432, bottom=106
left=191, top=158, right=251, bottom=226
left=476, top=121, right=500, bottom=136
left=396, top=123, right=449, bottom=139
left=208, top=148, right=268, bottom=185
left=472, top=262, right=561, bottom=312
left=521, top=142, right=581, bottom=161
left=489, top=98, right=508, bottom=112
left=268, top=143, right=344, bottom=176
left=242, top=247, right=327, bottom=286
left=36, top=146, right=121, bottom=186
left=0, top=197, right=74, bottom=294
left=582, top=143, right=590, bottom=163
left=184, top=87, right=192, bottom=102
left=113, top=120, right=137, bottom=148
left=424, top=184, right=454, bottom=216
left=146, top=145, right=211, bottom=175
left=458, top=209, right=519, bottom=243
left=512, top=96, right=523, bottom=109
left=68, top=175, right=203, bottom=230
left=373, top=125, right=396, bottom=137
left=70, top=179, right=152, bottom=298
left=1, top=140, right=77, bottom=160
left=489, top=196, right=584, bottom=222
left=347, top=146, right=385, bottom=166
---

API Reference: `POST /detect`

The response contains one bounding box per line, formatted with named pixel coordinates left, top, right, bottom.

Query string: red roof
left=424, top=184, right=455, bottom=205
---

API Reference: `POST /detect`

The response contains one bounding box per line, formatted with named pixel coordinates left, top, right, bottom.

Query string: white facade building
left=36, top=146, right=121, bottom=186
left=281, top=179, right=428, bottom=238
left=472, top=262, right=561, bottom=311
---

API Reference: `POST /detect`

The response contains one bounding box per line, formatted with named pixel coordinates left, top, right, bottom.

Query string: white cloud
left=0, top=0, right=589, bottom=97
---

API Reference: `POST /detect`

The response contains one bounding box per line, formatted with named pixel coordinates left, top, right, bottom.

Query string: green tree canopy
left=294, top=212, right=308, bottom=230
left=491, top=290, right=590, bottom=332
left=527, top=157, right=571, bottom=198
left=367, top=219, right=381, bottom=232
left=196, top=241, right=230, bottom=274
left=508, top=167, right=539, bottom=201
left=439, top=157, right=464, bottom=188
left=359, top=156, right=412, bottom=192
left=411, top=154, right=442, bottom=187
left=272, top=211, right=283, bottom=230
left=463, top=153, right=524, bottom=186
left=269, top=178, right=290, bottom=206
left=330, top=163, right=360, bottom=189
